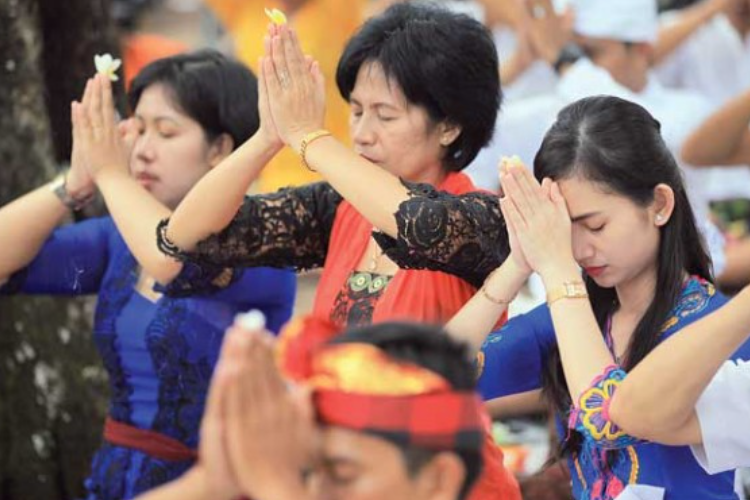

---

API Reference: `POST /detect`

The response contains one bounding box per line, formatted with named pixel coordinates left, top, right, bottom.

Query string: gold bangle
left=298, top=129, right=331, bottom=172
left=480, top=268, right=515, bottom=305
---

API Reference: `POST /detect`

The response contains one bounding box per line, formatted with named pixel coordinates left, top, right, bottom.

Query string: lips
left=135, top=173, right=158, bottom=186
left=584, top=266, right=607, bottom=278
left=357, top=152, right=380, bottom=164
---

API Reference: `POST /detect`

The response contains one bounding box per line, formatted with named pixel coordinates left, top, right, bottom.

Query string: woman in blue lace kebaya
left=0, top=51, right=296, bottom=499
left=446, top=96, right=750, bottom=500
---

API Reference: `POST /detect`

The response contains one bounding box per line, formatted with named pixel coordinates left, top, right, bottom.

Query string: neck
left=406, top=164, right=450, bottom=187
left=614, top=265, right=657, bottom=319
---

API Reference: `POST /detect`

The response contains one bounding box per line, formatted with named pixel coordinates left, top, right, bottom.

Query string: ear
left=414, top=452, right=465, bottom=500
left=207, top=133, right=235, bottom=169
left=651, top=183, right=675, bottom=227
left=438, top=122, right=462, bottom=148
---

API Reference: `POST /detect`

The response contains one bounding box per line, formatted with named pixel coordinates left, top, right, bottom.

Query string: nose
left=351, top=113, right=376, bottom=147
left=133, top=130, right=156, bottom=164
left=571, top=226, right=595, bottom=264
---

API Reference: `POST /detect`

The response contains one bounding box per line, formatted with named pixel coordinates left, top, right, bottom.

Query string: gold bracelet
left=298, top=129, right=331, bottom=172
left=480, top=268, right=515, bottom=305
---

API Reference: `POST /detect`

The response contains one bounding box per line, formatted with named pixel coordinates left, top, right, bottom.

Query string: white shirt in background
left=692, top=359, right=750, bottom=474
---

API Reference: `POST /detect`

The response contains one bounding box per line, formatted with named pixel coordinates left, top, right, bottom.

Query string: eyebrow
left=570, top=211, right=602, bottom=223
left=349, top=97, right=400, bottom=112
left=134, top=115, right=181, bottom=126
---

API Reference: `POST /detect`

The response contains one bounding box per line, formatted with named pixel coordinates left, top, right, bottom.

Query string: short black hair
left=128, top=49, right=259, bottom=149
left=331, top=322, right=481, bottom=500
left=336, top=2, right=501, bottom=172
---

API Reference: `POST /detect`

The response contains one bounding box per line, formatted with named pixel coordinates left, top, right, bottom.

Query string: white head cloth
left=570, top=0, right=659, bottom=43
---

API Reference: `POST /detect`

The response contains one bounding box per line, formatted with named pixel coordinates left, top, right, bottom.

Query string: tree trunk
left=0, top=0, right=116, bottom=498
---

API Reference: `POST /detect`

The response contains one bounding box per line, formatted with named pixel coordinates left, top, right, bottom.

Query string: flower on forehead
left=264, top=7, right=288, bottom=25
left=94, top=53, right=122, bottom=82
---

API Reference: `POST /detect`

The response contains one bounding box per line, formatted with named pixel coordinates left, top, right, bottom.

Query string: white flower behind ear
left=94, top=53, right=122, bottom=82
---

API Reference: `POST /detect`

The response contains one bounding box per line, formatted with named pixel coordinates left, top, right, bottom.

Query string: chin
left=587, top=273, right=617, bottom=289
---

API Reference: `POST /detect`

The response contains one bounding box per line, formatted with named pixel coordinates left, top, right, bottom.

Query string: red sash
left=104, top=417, right=197, bottom=462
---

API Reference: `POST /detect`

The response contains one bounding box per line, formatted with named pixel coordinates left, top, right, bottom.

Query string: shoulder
left=661, top=276, right=723, bottom=334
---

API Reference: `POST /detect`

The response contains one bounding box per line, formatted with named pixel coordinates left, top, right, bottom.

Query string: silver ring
left=279, top=72, right=290, bottom=89
left=532, top=5, right=547, bottom=18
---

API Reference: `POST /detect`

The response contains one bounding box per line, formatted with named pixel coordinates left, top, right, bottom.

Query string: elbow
left=147, top=260, right=182, bottom=287
left=608, top=390, right=675, bottom=442
left=607, top=390, right=656, bottom=440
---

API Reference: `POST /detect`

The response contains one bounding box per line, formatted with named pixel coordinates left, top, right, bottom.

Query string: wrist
left=481, top=259, right=530, bottom=305
left=241, top=473, right=307, bottom=500
left=50, top=173, right=94, bottom=211
left=540, top=260, right=581, bottom=290
left=255, top=131, right=285, bottom=155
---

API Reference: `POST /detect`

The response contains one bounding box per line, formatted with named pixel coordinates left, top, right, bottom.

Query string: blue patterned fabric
left=477, top=276, right=750, bottom=500
left=1, top=217, right=296, bottom=499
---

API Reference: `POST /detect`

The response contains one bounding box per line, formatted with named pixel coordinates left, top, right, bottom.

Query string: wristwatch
left=547, top=281, right=588, bottom=305
left=553, top=42, right=586, bottom=74
left=50, top=174, right=93, bottom=211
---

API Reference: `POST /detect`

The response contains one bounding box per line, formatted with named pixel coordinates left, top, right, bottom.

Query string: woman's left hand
left=500, top=163, right=577, bottom=281
left=263, top=23, right=326, bottom=152
left=73, top=73, right=134, bottom=182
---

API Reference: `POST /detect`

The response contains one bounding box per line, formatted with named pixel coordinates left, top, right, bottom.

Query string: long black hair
left=533, top=95, right=712, bottom=457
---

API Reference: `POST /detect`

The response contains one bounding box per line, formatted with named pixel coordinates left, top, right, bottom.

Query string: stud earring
left=655, top=214, right=664, bottom=223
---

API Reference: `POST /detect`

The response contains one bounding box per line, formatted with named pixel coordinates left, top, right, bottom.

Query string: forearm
left=298, top=135, right=409, bottom=238
left=167, top=133, right=281, bottom=251
left=653, top=0, right=724, bottom=65
left=0, top=182, right=70, bottom=283
left=486, top=389, right=545, bottom=419
left=446, top=259, right=528, bottom=353
left=681, top=89, right=750, bottom=166
left=610, top=286, right=750, bottom=437
left=96, top=168, right=180, bottom=284
left=543, top=266, right=615, bottom=400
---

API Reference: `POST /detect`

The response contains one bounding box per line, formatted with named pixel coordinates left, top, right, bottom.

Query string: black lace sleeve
left=372, top=180, right=509, bottom=288
left=157, top=182, right=342, bottom=294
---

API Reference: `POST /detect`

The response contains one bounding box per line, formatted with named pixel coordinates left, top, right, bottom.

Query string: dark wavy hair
left=533, top=95, right=712, bottom=458
left=336, top=2, right=501, bottom=172
left=128, top=49, right=259, bottom=149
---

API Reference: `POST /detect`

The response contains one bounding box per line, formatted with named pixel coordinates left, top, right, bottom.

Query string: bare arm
left=681, top=88, right=750, bottom=167
left=608, top=286, right=750, bottom=444
left=0, top=181, right=77, bottom=285
left=653, top=0, right=728, bottom=65
left=445, top=258, right=529, bottom=354
left=0, top=100, right=94, bottom=285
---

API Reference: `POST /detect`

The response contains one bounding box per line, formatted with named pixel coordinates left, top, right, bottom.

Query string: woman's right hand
left=66, top=80, right=97, bottom=198
left=73, top=74, right=132, bottom=182
left=499, top=157, right=533, bottom=276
